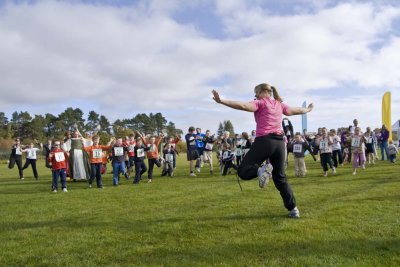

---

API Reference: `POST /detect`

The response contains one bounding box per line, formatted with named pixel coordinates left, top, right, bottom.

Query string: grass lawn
left=0, top=154, right=399, bottom=266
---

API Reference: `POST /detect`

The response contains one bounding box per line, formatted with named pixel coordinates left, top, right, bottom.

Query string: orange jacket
left=141, top=136, right=162, bottom=159
left=84, top=145, right=113, bottom=164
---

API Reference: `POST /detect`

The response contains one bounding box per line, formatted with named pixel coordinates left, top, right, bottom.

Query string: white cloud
left=0, top=0, right=399, bottom=135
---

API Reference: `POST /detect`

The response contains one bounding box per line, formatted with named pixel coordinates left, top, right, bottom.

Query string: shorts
left=187, top=149, right=199, bottom=161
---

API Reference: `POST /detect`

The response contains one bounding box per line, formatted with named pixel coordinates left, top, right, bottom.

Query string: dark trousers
left=52, top=169, right=67, bottom=190
left=134, top=160, right=147, bottom=183
left=148, top=158, right=161, bottom=179
left=9, top=155, right=23, bottom=178
left=22, top=158, right=38, bottom=179
left=320, top=153, right=334, bottom=171
left=222, top=160, right=237, bottom=175
left=237, top=135, right=296, bottom=211
left=332, top=149, right=343, bottom=168
left=90, top=163, right=103, bottom=188
left=161, top=161, right=173, bottom=176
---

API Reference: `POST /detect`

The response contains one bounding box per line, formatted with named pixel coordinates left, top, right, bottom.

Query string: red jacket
left=48, top=148, right=67, bottom=170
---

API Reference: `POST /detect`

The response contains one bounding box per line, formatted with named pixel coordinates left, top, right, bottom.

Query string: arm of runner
left=212, top=90, right=256, bottom=112
left=285, top=103, right=314, bottom=116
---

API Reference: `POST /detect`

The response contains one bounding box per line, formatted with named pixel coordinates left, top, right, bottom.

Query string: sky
left=0, top=0, right=399, bottom=135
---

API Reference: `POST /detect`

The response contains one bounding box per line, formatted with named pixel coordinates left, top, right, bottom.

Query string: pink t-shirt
left=252, top=97, right=289, bottom=137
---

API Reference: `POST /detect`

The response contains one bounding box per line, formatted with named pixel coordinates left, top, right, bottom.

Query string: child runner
left=292, top=132, right=315, bottom=177
left=349, top=127, right=367, bottom=175
left=221, top=143, right=237, bottom=176
left=316, top=127, right=336, bottom=177
left=330, top=129, right=343, bottom=168
left=48, top=141, right=68, bottom=192
left=195, top=128, right=205, bottom=172
left=21, top=141, right=43, bottom=180
left=8, top=138, right=24, bottom=180
left=83, top=135, right=114, bottom=188
left=388, top=140, right=398, bottom=163
left=132, top=137, right=149, bottom=184
left=364, top=127, right=376, bottom=164
left=203, top=130, right=216, bottom=175
left=126, top=134, right=136, bottom=178
left=138, top=132, right=163, bottom=183
left=111, top=138, right=129, bottom=186
left=168, top=135, right=180, bottom=169
left=185, top=126, right=199, bottom=177
left=161, top=143, right=175, bottom=177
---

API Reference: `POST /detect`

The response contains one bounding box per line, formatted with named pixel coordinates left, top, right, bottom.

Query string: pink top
left=252, top=97, right=289, bottom=137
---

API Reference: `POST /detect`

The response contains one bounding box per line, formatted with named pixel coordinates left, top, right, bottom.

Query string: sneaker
left=362, top=164, right=365, bottom=169
left=62, top=188, right=68, bottom=192
left=190, top=172, right=196, bottom=177
left=323, top=172, right=328, bottom=177
left=196, top=167, right=201, bottom=173
left=352, top=171, right=357, bottom=175
left=20, top=177, right=24, bottom=180
left=88, top=184, right=92, bottom=188
left=332, top=167, right=336, bottom=174
left=52, top=189, right=57, bottom=193
left=288, top=207, right=300, bottom=218
left=147, top=179, right=152, bottom=183
left=257, top=164, right=270, bottom=188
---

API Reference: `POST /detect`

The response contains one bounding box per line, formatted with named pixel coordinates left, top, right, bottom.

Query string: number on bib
left=165, top=154, right=174, bottom=162
left=293, top=144, right=302, bottom=153
left=137, top=149, right=145, bottom=158
left=352, top=138, right=360, bottom=147
left=367, top=137, right=373, bottom=144
left=114, top=147, right=124, bottom=156
left=93, top=149, right=102, bottom=159
left=319, top=141, right=328, bottom=150
left=205, top=143, right=213, bottom=150
left=55, top=152, right=65, bottom=162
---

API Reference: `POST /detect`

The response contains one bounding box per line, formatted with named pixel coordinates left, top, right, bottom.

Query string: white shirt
left=25, top=148, right=40, bottom=159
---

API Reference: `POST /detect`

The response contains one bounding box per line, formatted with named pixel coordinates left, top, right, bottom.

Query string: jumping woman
left=212, top=83, right=313, bottom=218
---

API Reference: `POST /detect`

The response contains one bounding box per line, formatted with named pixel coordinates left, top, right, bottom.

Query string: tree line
left=0, top=108, right=183, bottom=143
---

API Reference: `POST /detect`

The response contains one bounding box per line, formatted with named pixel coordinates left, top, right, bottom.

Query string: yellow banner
left=382, top=91, right=392, bottom=141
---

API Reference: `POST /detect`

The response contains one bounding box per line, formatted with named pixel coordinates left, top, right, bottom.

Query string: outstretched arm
left=212, top=90, right=256, bottom=112
left=285, top=103, right=314, bottom=116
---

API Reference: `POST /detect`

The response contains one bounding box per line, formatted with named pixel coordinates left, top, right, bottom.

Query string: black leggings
left=237, top=135, right=296, bottom=211
left=9, top=155, right=24, bottom=178
left=22, top=159, right=38, bottom=179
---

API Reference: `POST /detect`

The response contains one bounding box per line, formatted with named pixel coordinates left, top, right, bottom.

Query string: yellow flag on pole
left=382, top=91, right=392, bottom=141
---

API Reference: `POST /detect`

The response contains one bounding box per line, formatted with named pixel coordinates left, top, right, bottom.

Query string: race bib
left=189, top=140, right=196, bottom=146
left=367, top=137, right=373, bottom=144
left=205, top=143, right=213, bottom=150
left=236, top=149, right=242, bottom=156
left=137, top=148, right=145, bottom=158
left=28, top=150, right=35, bottom=158
left=165, top=154, right=174, bottom=162
left=93, top=149, right=102, bottom=159
left=352, top=137, right=360, bottom=147
left=55, top=152, right=65, bottom=162
left=319, top=140, right=328, bottom=150
left=223, top=152, right=230, bottom=160
left=15, top=148, right=22, bottom=155
left=293, top=144, right=302, bottom=153
left=147, top=144, right=155, bottom=152
left=114, top=147, right=124, bottom=156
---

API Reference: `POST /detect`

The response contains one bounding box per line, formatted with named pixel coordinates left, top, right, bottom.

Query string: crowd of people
left=6, top=83, right=399, bottom=219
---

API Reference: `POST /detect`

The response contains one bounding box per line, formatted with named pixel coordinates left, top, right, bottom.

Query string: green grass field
left=0, top=154, right=399, bottom=266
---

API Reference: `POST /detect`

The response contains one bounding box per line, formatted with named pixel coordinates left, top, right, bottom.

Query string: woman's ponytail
left=271, top=86, right=283, bottom=102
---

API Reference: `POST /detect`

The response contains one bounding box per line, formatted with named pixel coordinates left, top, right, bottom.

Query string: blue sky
left=0, top=0, right=399, bottom=135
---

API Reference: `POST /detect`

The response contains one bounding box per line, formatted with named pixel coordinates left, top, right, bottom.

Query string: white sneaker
left=323, top=172, right=328, bottom=177
left=52, top=189, right=57, bottom=193
left=362, top=164, right=365, bottom=169
left=288, top=207, right=300, bottom=218
left=62, top=188, right=68, bottom=192
left=190, top=172, right=196, bottom=177
left=257, top=164, right=270, bottom=188
left=20, top=177, right=24, bottom=180
left=332, top=167, right=336, bottom=174
left=352, top=171, right=357, bottom=175
left=196, top=167, right=201, bottom=173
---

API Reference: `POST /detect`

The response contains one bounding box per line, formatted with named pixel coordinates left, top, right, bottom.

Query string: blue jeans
left=90, top=163, right=103, bottom=188
left=113, top=161, right=126, bottom=185
left=380, top=141, right=389, bottom=160
left=52, top=169, right=67, bottom=190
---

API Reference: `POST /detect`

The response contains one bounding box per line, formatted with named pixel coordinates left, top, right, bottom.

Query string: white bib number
left=367, top=137, right=373, bottom=144
left=137, top=148, right=145, bottom=158
left=147, top=144, right=155, bottom=152
left=223, top=152, right=230, bottom=160
left=205, top=143, right=213, bottom=150
left=293, top=144, right=302, bottom=153
left=352, top=138, right=360, bottom=147
left=165, top=154, right=174, bottom=162
left=93, top=149, right=102, bottom=159
left=114, top=147, right=124, bottom=156
left=236, top=149, right=242, bottom=156
left=55, top=152, right=65, bottom=162
left=319, top=141, right=328, bottom=150
left=28, top=150, right=35, bottom=158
